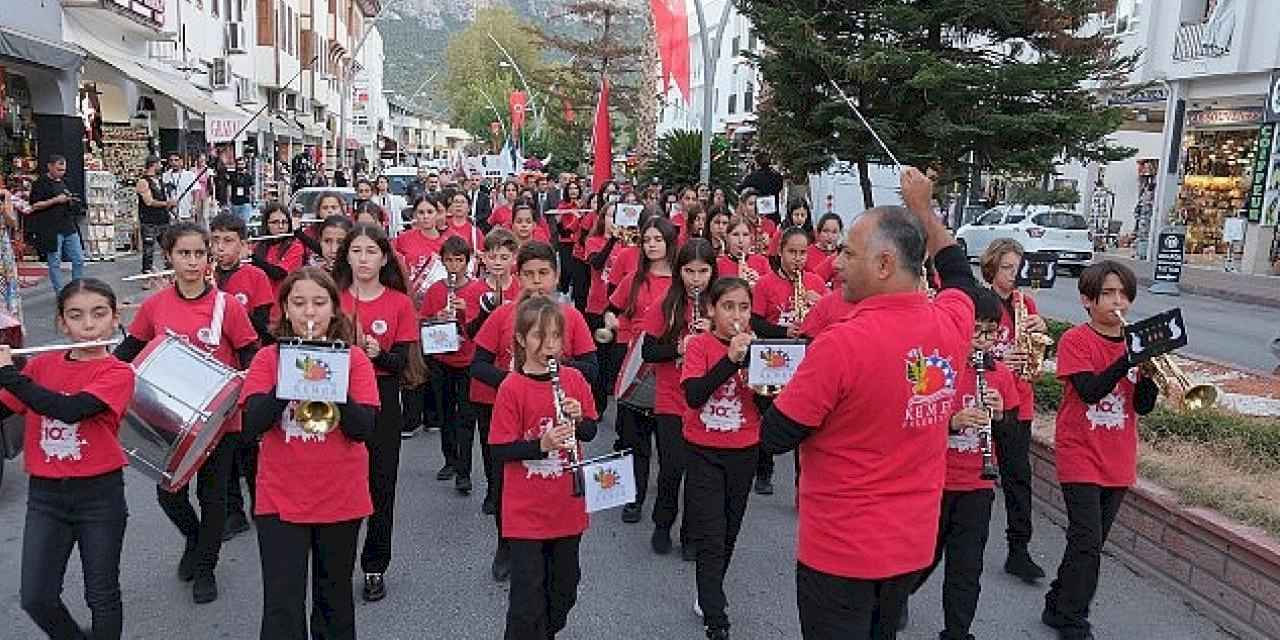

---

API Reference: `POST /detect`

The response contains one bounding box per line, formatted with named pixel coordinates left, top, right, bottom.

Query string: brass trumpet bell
left=296, top=399, right=340, bottom=434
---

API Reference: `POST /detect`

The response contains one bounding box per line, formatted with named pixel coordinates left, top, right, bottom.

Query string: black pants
left=568, top=255, right=589, bottom=311
left=556, top=244, right=576, bottom=294
left=226, top=430, right=259, bottom=519
left=504, top=536, right=582, bottom=640
left=400, top=384, right=427, bottom=433
left=22, top=471, right=127, bottom=640
left=256, top=515, right=362, bottom=640
left=436, top=362, right=474, bottom=475
left=157, top=432, right=237, bottom=576
left=139, top=222, right=169, bottom=273
left=595, top=341, right=626, bottom=420
left=797, top=562, right=916, bottom=640
left=361, top=376, right=403, bottom=575
left=753, top=395, right=775, bottom=481
left=1045, top=483, right=1127, bottom=639
left=911, top=489, right=995, bottom=639
left=993, top=417, right=1033, bottom=549
left=618, top=405, right=656, bottom=506
left=651, top=413, right=689, bottom=537
left=476, top=403, right=498, bottom=500
left=685, top=444, right=757, bottom=630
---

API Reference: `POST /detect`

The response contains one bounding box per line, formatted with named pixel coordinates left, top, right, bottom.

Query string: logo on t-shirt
left=522, top=416, right=567, bottom=479
left=234, top=292, right=249, bottom=307
left=904, top=348, right=957, bottom=429
left=1085, top=391, right=1128, bottom=431
left=700, top=379, right=744, bottom=432
left=371, top=319, right=388, bottom=336
left=40, top=417, right=85, bottom=461
left=281, top=403, right=326, bottom=443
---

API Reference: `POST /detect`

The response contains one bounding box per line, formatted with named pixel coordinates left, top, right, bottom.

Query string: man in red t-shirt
left=761, top=168, right=981, bottom=638
left=979, top=237, right=1051, bottom=581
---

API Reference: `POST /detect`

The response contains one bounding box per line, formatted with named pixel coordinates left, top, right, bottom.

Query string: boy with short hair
left=420, top=236, right=477, bottom=494
left=1042, top=260, right=1159, bottom=640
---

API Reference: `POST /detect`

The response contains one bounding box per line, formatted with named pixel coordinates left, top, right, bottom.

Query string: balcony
left=1172, top=20, right=1233, bottom=62
left=64, top=0, right=165, bottom=36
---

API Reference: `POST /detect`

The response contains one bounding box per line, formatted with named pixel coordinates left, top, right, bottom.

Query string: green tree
left=443, top=7, right=545, bottom=143
left=643, top=129, right=740, bottom=192
left=737, top=0, right=1139, bottom=207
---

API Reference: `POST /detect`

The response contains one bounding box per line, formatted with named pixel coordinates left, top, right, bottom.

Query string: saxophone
left=790, top=270, right=810, bottom=325
left=1013, top=291, right=1053, bottom=381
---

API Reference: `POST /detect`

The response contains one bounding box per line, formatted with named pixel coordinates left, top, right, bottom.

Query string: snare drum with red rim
left=119, top=332, right=244, bottom=491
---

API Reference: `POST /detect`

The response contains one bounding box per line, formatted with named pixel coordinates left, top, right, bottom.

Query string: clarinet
left=547, top=356, right=585, bottom=496
left=971, top=349, right=999, bottom=481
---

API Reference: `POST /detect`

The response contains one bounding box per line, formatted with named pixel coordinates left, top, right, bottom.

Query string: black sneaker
left=936, top=634, right=975, bottom=640
left=222, top=511, right=251, bottom=541
left=705, top=625, right=730, bottom=640
left=491, top=543, right=511, bottom=582
left=177, top=539, right=198, bottom=582
left=754, top=475, right=774, bottom=496
left=436, top=464, right=456, bottom=481
left=621, top=502, right=642, bottom=524
left=400, top=428, right=418, bottom=440
left=1006, top=548, right=1046, bottom=582
left=362, top=573, right=386, bottom=602
left=651, top=526, right=673, bottom=555
left=1041, top=606, right=1069, bottom=630
left=682, top=542, right=697, bottom=562
left=192, top=572, right=218, bottom=604
left=482, top=493, right=498, bottom=516
left=455, top=475, right=473, bottom=495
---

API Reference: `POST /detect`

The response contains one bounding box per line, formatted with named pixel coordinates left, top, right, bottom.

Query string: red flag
left=592, top=78, right=612, bottom=189
left=650, top=0, right=691, bottom=102
left=562, top=95, right=576, bottom=124
left=509, top=91, right=528, bottom=135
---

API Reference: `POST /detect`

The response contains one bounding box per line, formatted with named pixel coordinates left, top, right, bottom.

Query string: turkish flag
left=509, top=91, right=528, bottom=135
left=650, top=0, right=691, bottom=102
left=592, top=78, right=612, bottom=189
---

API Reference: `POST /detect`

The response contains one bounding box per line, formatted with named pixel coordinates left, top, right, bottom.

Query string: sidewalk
left=1098, top=251, right=1280, bottom=309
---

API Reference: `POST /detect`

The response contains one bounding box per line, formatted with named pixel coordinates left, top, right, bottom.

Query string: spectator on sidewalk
left=163, top=153, right=198, bottom=222
left=228, top=158, right=255, bottom=223
left=1271, top=331, right=1280, bottom=376
left=136, top=155, right=176, bottom=277
left=0, top=174, right=23, bottom=348
left=27, top=155, right=84, bottom=292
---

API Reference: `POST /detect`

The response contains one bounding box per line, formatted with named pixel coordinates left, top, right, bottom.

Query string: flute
left=9, top=338, right=122, bottom=355
left=121, top=257, right=252, bottom=282
left=547, top=356, right=585, bottom=497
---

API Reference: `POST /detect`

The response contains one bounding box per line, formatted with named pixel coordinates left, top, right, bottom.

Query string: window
left=748, top=30, right=757, bottom=52
left=743, top=86, right=754, bottom=113
left=1004, top=213, right=1026, bottom=225
left=731, top=36, right=739, bottom=56
left=353, top=115, right=368, bottom=126
left=1033, top=212, right=1089, bottom=230
left=212, top=0, right=218, bottom=16
left=976, top=211, right=1003, bottom=225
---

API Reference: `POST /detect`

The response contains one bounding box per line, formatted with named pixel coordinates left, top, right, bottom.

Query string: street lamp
left=487, top=32, right=541, bottom=133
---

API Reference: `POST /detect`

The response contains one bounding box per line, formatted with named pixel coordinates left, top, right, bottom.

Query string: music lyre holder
left=565, top=449, right=632, bottom=471
left=1015, top=251, right=1058, bottom=289
left=1123, top=308, right=1187, bottom=366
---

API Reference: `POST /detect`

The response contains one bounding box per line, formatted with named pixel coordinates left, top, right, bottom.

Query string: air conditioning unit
left=210, top=58, right=231, bottom=89
left=225, top=22, right=248, bottom=54
left=235, top=77, right=257, bottom=105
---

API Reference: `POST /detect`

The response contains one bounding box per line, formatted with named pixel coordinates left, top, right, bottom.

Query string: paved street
left=0, top=255, right=1238, bottom=640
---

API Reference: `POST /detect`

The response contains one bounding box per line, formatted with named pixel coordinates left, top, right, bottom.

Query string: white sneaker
left=693, top=595, right=703, bottom=619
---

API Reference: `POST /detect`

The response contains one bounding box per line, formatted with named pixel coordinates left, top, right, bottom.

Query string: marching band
left=1, top=166, right=1169, bottom=640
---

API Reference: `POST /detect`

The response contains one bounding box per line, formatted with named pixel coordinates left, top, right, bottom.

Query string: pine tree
left=736, top=0, right=1139, bottom=206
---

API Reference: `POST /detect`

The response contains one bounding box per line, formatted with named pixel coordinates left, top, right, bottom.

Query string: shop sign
left=1154, top=232, right=1185, bottom=283
left=1187, top=107, right=1264, bottom=128
left=1243, top=123, right=1273, bottom=222
left=206, top=115, right=248, bottom=143
left=1106, top=87, right=1169, bottom=107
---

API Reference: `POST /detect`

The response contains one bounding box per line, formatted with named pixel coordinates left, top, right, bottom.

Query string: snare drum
left=119, top=332, right=244, bottom=491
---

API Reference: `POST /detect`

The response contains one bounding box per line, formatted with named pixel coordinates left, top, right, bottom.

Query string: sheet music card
left=747, top=340, right=807, bottom=387
left=1124, top=308, right=1187, bottom=365
left=756, top=195, right=778, bottom=215
left=420, top=320, right=461, bottom=355
left=277, top=342, right=350, bottom=402
left=615, top=203, right=643, bottom=227
left=1015, top=251, right=1058, bottom=288
left=583, top=453, right=636, bottom=513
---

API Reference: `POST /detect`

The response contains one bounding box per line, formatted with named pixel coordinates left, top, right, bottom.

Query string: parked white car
left=956, top=205, right=1093, bottom=275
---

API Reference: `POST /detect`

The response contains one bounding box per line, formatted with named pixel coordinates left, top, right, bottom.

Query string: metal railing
left=1172, top=21, right=1232, bottom=61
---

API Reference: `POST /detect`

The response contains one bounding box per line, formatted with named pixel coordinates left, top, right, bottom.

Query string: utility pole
left=691, top=0, right=733, bottom=185
left=488, top=32, right=541, bottom=134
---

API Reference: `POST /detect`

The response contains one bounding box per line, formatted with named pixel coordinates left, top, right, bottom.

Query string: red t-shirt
left=805, top=245, right=834, bottom=273
left=128, top=286, right=258, bottom=431
left=240, top=345, right=380, bottom=524
left=1053, top=325, right=1139, bottom=487
left=946, top=360, right=1019, bottom=491
left=609, top=272, right=672, bottom=344
left=0, top=353, right=134, bottom=478
left=585, top=236, right=617, bottom=315
left=444, top=220, right=481, bottom=249
left=573, top=218, right=597, bottom=260
left=420, top=276, right=475, bottom=369
left=640, top=300, right=691, bottom=416
left=752, top=270, right=829, bottom=326
left=340, top=288, right=419, bottom=377
left=716, top=254, right=771, bottom=280
left=753, top=217, right=780, bottom=255
left=991, top=291, right=1039, bottom=422
left=798, top=291, right=857, bottom=339
left=489, top=205, right=513, bottom=229
left=554, top=206, right=580, bottom=246
left=490, top=368, right=599, bottom=539
left=773, top=289, right=974, bottom=580
left=219, top=264, right=275, bottom=318
left=471, top=299, right=595, bottom=405
left=679, top=333, right=761, bottom=450
left=812, top=253, right=845, bottom=292
left=264, top=240, right=306, bottom=293
left=394, top=230, right=445, bottom=279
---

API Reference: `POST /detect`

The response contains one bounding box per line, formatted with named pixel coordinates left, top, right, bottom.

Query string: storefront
left=1173, top=107, right=1263, bottom=264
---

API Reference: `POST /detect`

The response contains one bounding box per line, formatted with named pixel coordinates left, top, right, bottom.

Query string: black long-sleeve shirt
left=1067, top=334, right=1159, bottom=414
left=241, top=393, right=377, bottom=442
left=490, top=371, right=600, bottom=464
left=0, top=365, right=109, bottom=424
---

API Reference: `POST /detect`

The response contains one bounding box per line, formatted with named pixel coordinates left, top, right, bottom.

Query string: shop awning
left=267, top=115, right=303, bottom=141
left=77, top=32, right=249, bottom=134
left=0, top=25, right=84, bottom=71
left=297, top=118, right=325, bottom=141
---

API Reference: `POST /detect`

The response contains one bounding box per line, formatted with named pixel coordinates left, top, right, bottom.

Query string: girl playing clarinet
left=240, top=267, right=380, bottom=640
left=490, top=295, right=599, bottom=640
left=2, top=279, right=134, bottom=640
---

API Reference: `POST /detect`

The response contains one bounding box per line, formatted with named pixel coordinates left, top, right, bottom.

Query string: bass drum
left=614, top=335, right=656, bottom=414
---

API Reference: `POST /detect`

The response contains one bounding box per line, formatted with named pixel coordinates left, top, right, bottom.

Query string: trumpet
left=594, top=312, right=617, bottom=343
left=1114, top=310, right=1219, bottom=410
left=547, top=356, right=585, bottom=497
left=295, top=320, right=341, bottom=434
left=971, top=349, right=999, bottom=481
left=617, top=226, right=640, bottom=246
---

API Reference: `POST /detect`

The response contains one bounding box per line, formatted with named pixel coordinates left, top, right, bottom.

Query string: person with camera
left=28, top=155, right=85, bottom=292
